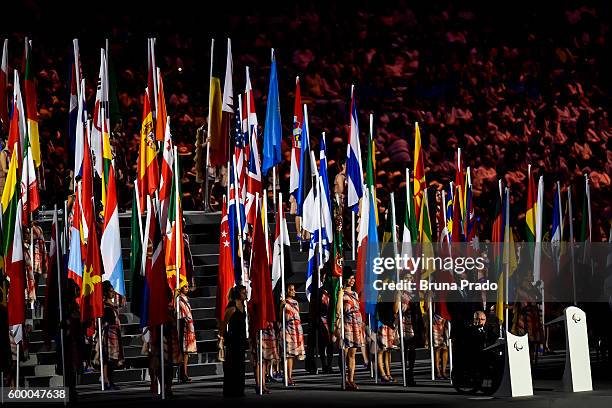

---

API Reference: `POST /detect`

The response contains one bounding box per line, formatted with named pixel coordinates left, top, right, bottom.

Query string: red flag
left=145, top=200, right=169, bottom=327
left=249, top=203, right=275, bottom=332
left=216, top=196, right=234, bottom=324
left=80, top=212, right=103, bottom=322
left=138, top=89, right=159, bottom=204
left=81, top=126, right=94, bottom=240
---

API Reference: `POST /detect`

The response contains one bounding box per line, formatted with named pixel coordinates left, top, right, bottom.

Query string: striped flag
left=100, top=161, right=125, bottom=296
left=356, top=187, right=369, bottom=315
left=346, top=87, right=363, bottom=210
left=401, top=169, right=417, bottom=271
left=244, top=68, right=261, bottom=227
left=158, top=77, right=173, bottom=228
left=73, top=79, right=86, bottom=188
left=90, top=49, right=109, bottom=179
left=164, top=141, right=187, bottom=290
left=68, top=40, right=81, bottom=163
left=2, top=144, right=25, bottom=342
left=289, top=76, right=302, bottom=197
left=23, top=38, right=41, bottom=167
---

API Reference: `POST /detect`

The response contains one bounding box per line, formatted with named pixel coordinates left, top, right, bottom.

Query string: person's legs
left=347, top=348, right=356, bottom=383
left=442, top=348, right=448, bottom=378
left=434, top=347, right=441, bottom=378
left=406, top=343, right=416, bottom=384
left=385, top=350, right=392, bottom=379
left=287, top=357, right=294, bottom=382
left=377, top=350, right=386, bottom=379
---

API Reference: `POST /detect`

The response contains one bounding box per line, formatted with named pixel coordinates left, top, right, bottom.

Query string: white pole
left=390, top=193, right=406, bottom=387
left=568, top=186, right=576, bottom=306
left=272, top=167, right=277, bottom=209
left=263, top=195, right=270, bottom=264
left=259, top=330, right=263, bottom=395
left=351, top=212, right=356, bottom=261
left=279, top=192, right=288, bottom=387
left=204, top=38, right=215, bottom=212
left=98, top=318, right=104, bottom=391
left=160, top=324, right=165, bottom=400
left=15, top=343, right=19, bottom=389
left=504, top=187, right=510, bottom=334
left=54, top=206, right=66, bottom=387
left=174, top=146, right=181, bottom=325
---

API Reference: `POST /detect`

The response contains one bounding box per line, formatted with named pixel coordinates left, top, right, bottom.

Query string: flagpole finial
left=296, top=75, right=299, bottom=83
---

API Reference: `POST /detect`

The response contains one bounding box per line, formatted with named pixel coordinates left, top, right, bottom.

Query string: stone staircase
left=21, top=209, right=359, bottom=388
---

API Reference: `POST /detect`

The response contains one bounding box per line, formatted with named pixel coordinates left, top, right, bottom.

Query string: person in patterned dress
left=336, top=271, right=364, bottom=390
left=95, top=281, right=124, bottom=390
left=281, top=284, right=305, bottom=385
left=177, top=283, right=197, bottom=383
left=376, top=290, right=399, bottom=383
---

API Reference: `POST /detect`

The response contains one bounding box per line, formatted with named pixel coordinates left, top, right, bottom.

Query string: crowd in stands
left=2, top=0, right=610, bottom=240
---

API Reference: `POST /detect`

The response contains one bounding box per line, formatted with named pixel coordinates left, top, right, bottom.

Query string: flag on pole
left=144, top=198, right=169, bottom=327
left=0, top=39, right=8, bottom=132
left=289, top=76, right=302, bottom=196
left=580, top=175, right=591, bottom=242
left=128, top=187, right=145, bottom=320
left=80, top=119, right=94, bottom=242
left=319, top=135, right=333, bottom=263
left=164, top=145, right=186, bottom=289
left=249, top=201, right=276, bottom=331
left=73, top=79, right=86, bottom=188
left=365, top=118, right=378, bottom=225
left=208, top=39, right=224, bottom=166
left=8, top=70, right=26, bottom=162
left=159, top=112, right=173, bottom=228
left=90, top=50, right=108, bottom=178
left=2, top=145, right=25, bottom=341
left=418, top=189, right=434, bottom=281
left=262, top=49, right=282, bottom=175
left=295, top=105, right=315, bottom=220
left=346, top=87, right=363, bottom=210
left=155, top=70, right=167, bottom=147
left=21, top=139, right=40, bottom=219
left=147, top=39, right=157, bottom=119
left=401, top=169, right=418, bottom=268
left=219, top=39, right=234, bottom=168
left=413, top=122, right=426, bottom=225
left=526, top=166, right=537, bottom=243
left=23, top=38, right=41, bottom=167
left=216, top=196, right=234, bottom=324
left=552, top=183, right=563, bottom=244
left=364, top=185, right=380, bottom=316
left=100, top=162, right=125, bottom=296
left=356, top=187, right=370, bottom=315
left=138, top=88, right=159, bottom=203
left=68, top=40, right=80, bottom=160
left=68, top=187, right=84, bottom=289
left=271, top=197, right=290, bottom=293
left=80, top=211, right=103, bottom=322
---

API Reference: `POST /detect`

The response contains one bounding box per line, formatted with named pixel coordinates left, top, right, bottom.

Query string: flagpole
left=351, top=213, right=356, bottom=261
left=232, top=153, right=249, bottom=340
left=15, top=342, right=19, bottom=389
left=54, top=206, right=66, bottom=388
left=568, top=186, right=576, bottom=306
left=335, top=193, right=347, bottom=390
left=263, top=194, right=270, bottom=263
left=259, top=329, right=264, bottom=395
left=160, top=324, right=165, bottom=400
left=441, top=190, right=452, bottom=382
left=204, top=38, right=215, bottom=212
left=174, top=146, right=181, bottom=324
left=279, top=192, right=288, bottom=387
left=504, top=187, right=510, bottom=334
left=390, top=192, right=406, bottom=387
left=423, top=189, right=434, bottom=381
left=98, top=317, right=104, bottom=391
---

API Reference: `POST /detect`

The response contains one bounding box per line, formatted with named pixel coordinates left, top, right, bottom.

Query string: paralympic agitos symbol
left=572, top=313, right=581, bottom=324
left=513, top=341, right=524, bottom=352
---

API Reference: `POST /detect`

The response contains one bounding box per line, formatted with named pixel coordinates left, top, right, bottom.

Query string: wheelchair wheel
left=451, top=367, right=482, bottom=395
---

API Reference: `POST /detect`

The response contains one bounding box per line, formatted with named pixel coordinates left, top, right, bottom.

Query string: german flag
left=23, top=38, right=41, bottom=167
left=207, top=38, right=225, bottom=167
